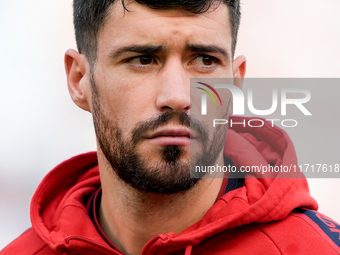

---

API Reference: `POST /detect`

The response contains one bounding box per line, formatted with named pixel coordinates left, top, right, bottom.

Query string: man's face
left=88, top=1, right=238, bottom=194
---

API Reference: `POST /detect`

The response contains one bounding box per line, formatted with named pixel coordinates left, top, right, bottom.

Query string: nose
left=156, top=59, right=190, bottom=113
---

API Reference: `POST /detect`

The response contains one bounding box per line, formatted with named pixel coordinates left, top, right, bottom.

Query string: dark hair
left=73, top=0, right=241, bottom=62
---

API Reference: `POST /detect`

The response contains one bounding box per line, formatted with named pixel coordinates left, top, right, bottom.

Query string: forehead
left=97, top=1, right=232, bottom=56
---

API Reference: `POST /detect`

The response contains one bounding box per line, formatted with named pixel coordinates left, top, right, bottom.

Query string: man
left=2, top=0, right=340, bottom=254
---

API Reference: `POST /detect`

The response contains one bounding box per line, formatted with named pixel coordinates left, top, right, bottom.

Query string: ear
left=233, top=55, right=246, bottom=89
left=64, top=49, right=91, bottom=112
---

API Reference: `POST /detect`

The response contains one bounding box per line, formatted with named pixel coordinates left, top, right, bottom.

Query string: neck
left=98, top=153, right=224, bottom=255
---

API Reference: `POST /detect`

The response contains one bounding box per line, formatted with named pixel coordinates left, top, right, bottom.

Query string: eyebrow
left=185, top=44, right=230, bottom=60
left=109, top=45, right=165, bottom=58
left=108, top=44, right=230, bottom=60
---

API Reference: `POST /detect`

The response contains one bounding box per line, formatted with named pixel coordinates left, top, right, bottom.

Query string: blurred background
left=1, top=0, right=340, bottom=250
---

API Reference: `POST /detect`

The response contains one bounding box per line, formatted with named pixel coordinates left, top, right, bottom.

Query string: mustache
left=131, top=111, right=208, bottom=145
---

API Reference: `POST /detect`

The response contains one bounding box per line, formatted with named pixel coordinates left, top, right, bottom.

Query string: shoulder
left=1, top=228, right=56, bottom=255
left=255, top=208, right=340, bottom=254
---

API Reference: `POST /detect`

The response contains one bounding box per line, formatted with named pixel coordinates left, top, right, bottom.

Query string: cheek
left=95, top=73, right=158, bottom=136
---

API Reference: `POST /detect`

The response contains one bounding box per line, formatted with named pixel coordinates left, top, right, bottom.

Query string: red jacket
left=2, top=117, right=340, bottom=255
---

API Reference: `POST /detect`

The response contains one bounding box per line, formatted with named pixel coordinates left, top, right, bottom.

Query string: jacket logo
left=294, top=208, right=340, bottom=247
left=316, top=213, right=340, bottom=240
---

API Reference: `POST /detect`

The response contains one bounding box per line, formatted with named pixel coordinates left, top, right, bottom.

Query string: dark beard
left=91, top=76, right=227, bottom=194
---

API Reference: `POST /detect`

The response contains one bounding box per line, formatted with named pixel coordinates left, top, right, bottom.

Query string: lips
left=150, top=129, right=190, bottom=138
left=147, top=128, right=192, bottom=146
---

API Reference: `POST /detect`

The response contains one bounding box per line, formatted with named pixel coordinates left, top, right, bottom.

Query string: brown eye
left=127, top=55, right=154, bottom=66
left=202, top=55, right=215, bottom=65
left=139, top=55, right=152, bottom=65
left=189, top=55, right=220, bottom=72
